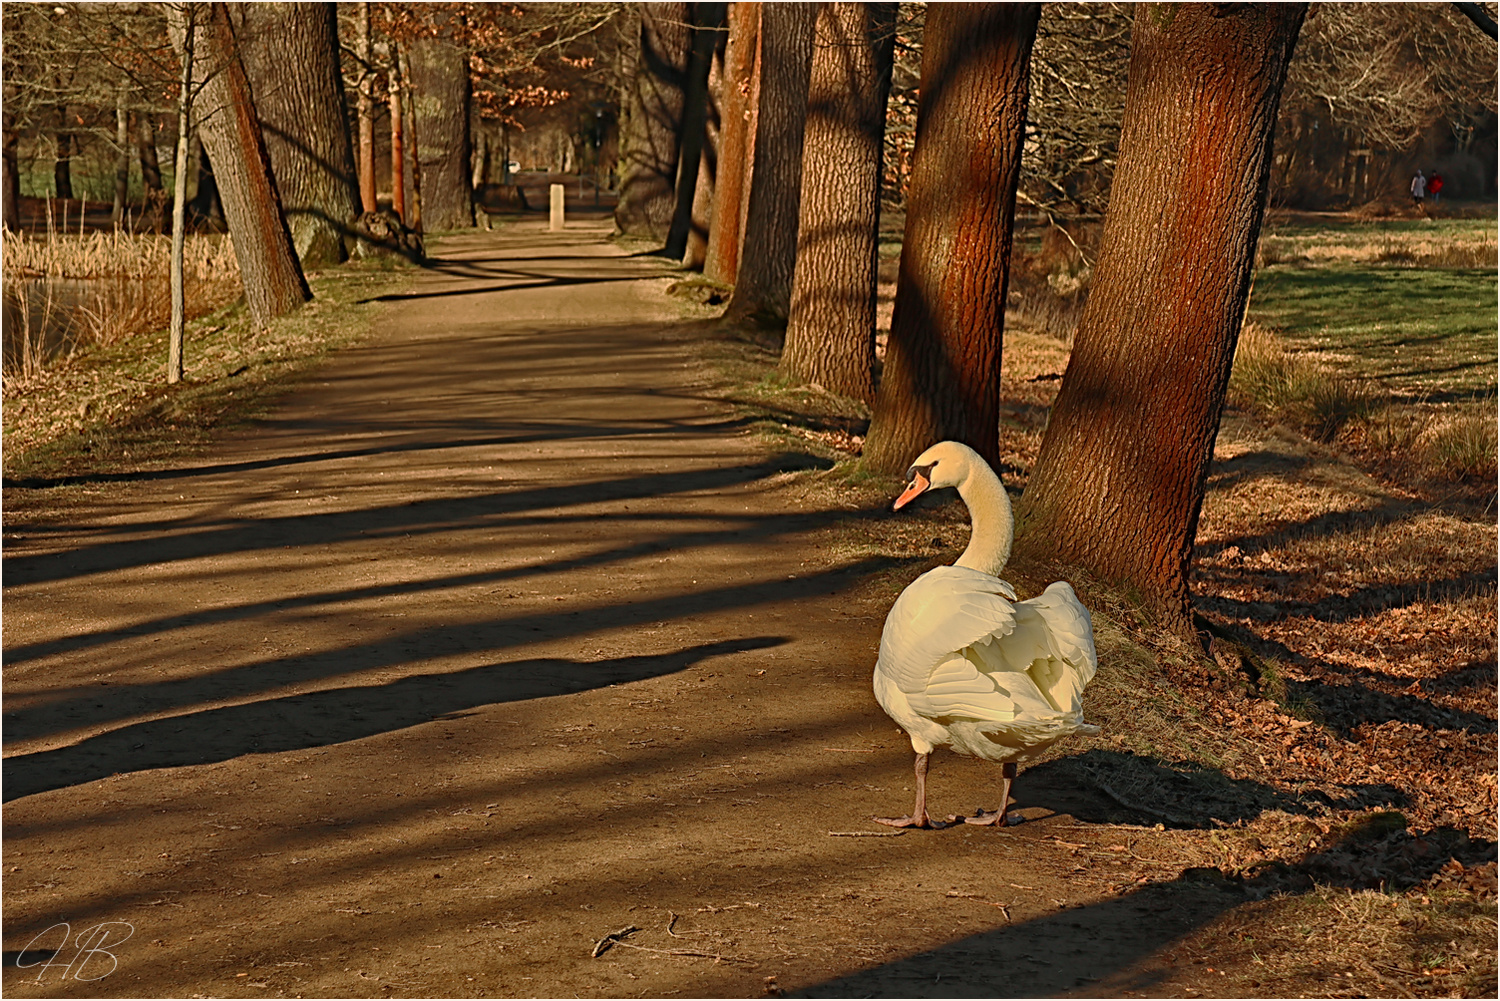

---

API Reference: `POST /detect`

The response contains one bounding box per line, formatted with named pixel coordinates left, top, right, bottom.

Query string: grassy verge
left=2, top=259, right=413, bottom=491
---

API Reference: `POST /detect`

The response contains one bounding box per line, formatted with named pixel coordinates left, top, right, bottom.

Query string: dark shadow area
left=796, top=821, right=1496, bottom=998
left=1023, top=749, right=1406, bottom=829
left=3, top=550, right=900, bottom=746
left=4, top=949, right=60, bottom=970
left=2, top=637, right=785, bottom=802
left=3, top=453, right=832, bottom=587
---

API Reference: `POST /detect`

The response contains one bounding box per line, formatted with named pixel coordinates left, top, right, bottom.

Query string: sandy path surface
left=3, top=221, right=1234, bottom=998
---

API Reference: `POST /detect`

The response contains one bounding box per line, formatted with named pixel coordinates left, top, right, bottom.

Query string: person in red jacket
left=1429, top=172, right=1445, bottom=204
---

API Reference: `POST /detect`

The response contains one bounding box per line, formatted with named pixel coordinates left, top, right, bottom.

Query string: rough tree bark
left=405, top=29, right=473, bottom=230
left=778, top=2, right=897, bottom=401
left=233, top=2, right=360, bottom=267
left=702, top=1, right=760, bottom=284
left=615, top=2, right=693, bottom=241
left=665, top=2, right=727, bottom=261
left=1014, top=3, right=1307, bottom=635
left=183, top=1, right=310, bottom=328
left=722, top=2, right=817, bottom=326
left=861, top=3, right=1039, bottom=472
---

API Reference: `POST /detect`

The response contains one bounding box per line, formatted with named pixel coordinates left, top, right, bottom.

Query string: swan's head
left=892, top=441, right=981, bottom=511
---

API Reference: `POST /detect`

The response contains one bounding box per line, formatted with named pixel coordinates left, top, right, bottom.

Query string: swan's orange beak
left=892, top=469, right=931, bottom=511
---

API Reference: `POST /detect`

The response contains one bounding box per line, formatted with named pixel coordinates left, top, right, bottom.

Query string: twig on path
left=828, top=830, right=907, bottom=837
left=591, top=925, right=638, bottom=958
left=822, top=747, right=877, bottom=753
left=608, top=939, right=757, bottom=965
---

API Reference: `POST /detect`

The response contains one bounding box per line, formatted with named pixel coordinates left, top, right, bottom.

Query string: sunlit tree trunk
left=356, top=0, right=378, bottom=214
left=113, top=99, right=130, bottom=225
left=615, top=2, right=692, bottom=241
left=779, top=2, right=897, bottom=401
left=1015, top=3, right=1306, bottom=635
left=181, top=1, right=309, bottom=330
left=389, top=56, right=405, bottom=222
left=167, top=3, right=197, bottom=384
left=862, top=3, right=1039, bottom=472
left=703, top=1, right=760, bottom=284
left=723, top=1, right=817, bottom=326
left=233, top=2, right=360, bottom=267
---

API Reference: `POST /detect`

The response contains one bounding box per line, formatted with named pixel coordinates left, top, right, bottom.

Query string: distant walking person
left=1410, top=170, right=1427, bottom=205
left=1429, top=171, right=1445, bottom=204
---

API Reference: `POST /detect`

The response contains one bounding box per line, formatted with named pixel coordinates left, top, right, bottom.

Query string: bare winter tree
left=778, top=2, right=897, bottom=402
left=1015, top=3, right=1307, bottom=636
left=861, top=3, right=1040, bottom=473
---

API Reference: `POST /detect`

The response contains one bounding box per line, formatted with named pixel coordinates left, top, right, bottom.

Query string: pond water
left=2, top=278, right=96, bottom=373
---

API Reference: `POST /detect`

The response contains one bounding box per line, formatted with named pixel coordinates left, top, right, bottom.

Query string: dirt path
left=3, top=221, right=1249, bottom=998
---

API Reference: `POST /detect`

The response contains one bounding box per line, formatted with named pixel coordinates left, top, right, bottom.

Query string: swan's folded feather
left=878, top=566, right=1019, bottom=696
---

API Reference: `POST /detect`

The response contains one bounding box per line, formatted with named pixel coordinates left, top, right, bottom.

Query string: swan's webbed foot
left=952, top=807, right=1023, bottom=827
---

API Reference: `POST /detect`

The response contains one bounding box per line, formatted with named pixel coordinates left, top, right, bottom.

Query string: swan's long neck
left=954, top=459, right=1014, bottom=576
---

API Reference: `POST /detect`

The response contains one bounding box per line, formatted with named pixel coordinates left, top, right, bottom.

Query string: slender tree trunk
left=1014, top=3, right=1306, bottom=635
left=389, top=57, right=405, bottom=222
left=113, top=100, right=130, bottom=225
left=682, top=15, right=726, bottom=269
left=723, top=2, right=817, bottom=326
left=2, top=131, right=19, bottom=231
left=703, top=2, right=760, bottom=284
left=182, top=1, right=310, bottom=328
left=614, top=2, right=693, bottom=241
left=665, top=2, right=728, bottom=260
left=233, top=2, right=359, bottom=267
left=779, top=2, right=897, bottom=401
left=356, top=1, right=378, bottom=214
left=406, top=30, right=472, bottom=230
left=167, top=5, right=196, bottom=384
left=862, top=3, right=1038, bottom=471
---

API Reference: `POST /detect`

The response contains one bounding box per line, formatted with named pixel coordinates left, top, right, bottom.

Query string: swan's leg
left=874, top=752, right=937, bottom=828
left=964, top=762, right=1019, bottom=826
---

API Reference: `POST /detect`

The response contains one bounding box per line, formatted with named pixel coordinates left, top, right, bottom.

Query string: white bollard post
left=549, top=183, right=564, bottom=231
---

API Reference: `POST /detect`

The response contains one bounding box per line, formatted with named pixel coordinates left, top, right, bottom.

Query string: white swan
left=872, top=441, right=1099, bottom=828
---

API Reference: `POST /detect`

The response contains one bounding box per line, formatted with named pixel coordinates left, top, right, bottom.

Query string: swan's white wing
left=1013, top=581, right=1098, bottom=714
left=876, top=566, right=1018, bottom=700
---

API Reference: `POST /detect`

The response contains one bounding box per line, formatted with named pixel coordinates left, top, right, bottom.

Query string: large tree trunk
left=723, top=2, right=817, bottom=326
left=681, top=12, right=727, bottom=269
left=614, top=2, right=693, bottom=241
left=389, top=57, right=405, bottom=222
left=183, top=1, right=310, bottom=328
left=405, top=30, right=473, bottom=230
left=861, top=3, right=1039, bottom=473
left=778, top=2, right=897, bottom=401
left=233, top=2, right=359, bottom=267
left=665, top=2, right=728, bottom=261
left=1014, top=3, right=1306, bottom=635
left=703, top=2, right=760, bottom=284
